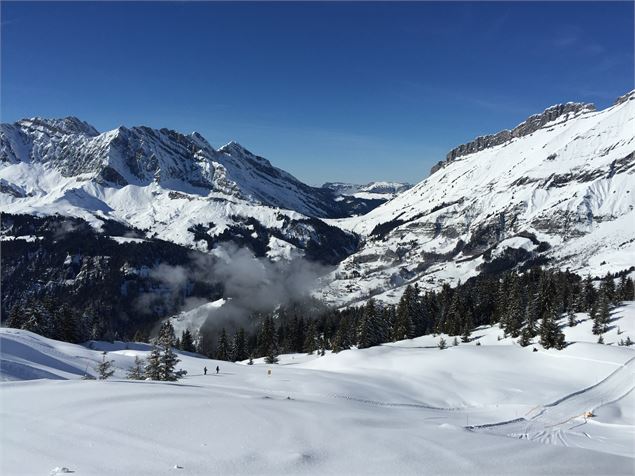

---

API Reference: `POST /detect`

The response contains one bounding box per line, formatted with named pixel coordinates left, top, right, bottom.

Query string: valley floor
left=1, top=304, right=635, bottom=475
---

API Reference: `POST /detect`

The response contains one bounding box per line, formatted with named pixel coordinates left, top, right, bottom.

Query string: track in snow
left=469, top=357, right=635, bottom=456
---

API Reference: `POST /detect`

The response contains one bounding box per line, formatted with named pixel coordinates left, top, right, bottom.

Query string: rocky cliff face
left=430, top=102, right=596, bottom=175
left=319, top=92, right=634, bottom=306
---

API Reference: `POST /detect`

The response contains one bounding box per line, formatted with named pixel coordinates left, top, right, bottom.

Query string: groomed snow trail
left=471, top=357, right=635, bottom=457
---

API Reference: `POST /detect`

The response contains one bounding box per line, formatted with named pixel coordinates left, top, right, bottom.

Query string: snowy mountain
left=0, top=117, right=363, bottom=218
left=0, top=119, right=367, bottom=335
left=1, top=302, right=634, bottom=475
left=322, top=181, right=412, bottom=200
left=320, top=91, right=635, bottom=305
left=0, top=117, right=366, bottom=263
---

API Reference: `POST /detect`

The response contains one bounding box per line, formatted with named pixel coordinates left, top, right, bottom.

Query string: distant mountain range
left=322, top=181, right=412, bottom=200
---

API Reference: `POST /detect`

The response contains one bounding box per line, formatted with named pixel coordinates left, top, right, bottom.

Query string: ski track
left=470, top=357, right=635, bottom=456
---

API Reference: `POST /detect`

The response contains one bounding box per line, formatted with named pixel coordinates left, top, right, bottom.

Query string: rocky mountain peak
left=430, top=101, right=596, bottom=175
left=614, top=90, right=635, bottom=106
left=17, top=116, right=100, bottom=138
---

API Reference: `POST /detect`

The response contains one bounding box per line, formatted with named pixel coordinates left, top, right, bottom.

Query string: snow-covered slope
left=321, top=92, right=635, bottom=305
left=1, top=303, right=634, bottom=475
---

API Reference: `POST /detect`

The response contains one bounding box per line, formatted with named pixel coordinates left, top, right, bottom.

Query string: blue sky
left=2, top=2, right=633, bottom=185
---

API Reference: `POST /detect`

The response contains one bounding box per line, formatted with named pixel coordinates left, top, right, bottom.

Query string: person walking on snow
left=204, top=366, right=207, bottom=375
left=216, top=365, right=220, bottom=374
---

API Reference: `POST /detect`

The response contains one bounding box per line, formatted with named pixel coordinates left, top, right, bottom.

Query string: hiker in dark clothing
left=216, top=365, right=220, bottom=374
left=204, top=366, right=207, bottom=375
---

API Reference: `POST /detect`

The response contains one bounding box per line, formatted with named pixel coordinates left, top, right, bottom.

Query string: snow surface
left=2, top=304, right=635, bottom=475
left=321, top=92, right=635, bottom=305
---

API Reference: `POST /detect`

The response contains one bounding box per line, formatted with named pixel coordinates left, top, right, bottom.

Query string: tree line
left=191, top=268, right=634, bottom=362
left=5, top=266, right=634, bottom=363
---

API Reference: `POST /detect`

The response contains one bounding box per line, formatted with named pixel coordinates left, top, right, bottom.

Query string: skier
left=204, top=366, right=207, bottom=375
left=216, top=365, right=220, bottom=374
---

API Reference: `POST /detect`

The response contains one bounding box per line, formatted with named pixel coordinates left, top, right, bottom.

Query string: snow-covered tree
left=438, top=337, right=447, bottom=350
left=127, top=356, right=145, bottom=380
left=96, top=351, right=115, bottom=380
left=144, top=345, right=162, bottom=380
left=539, top=308, right=566, bottom=350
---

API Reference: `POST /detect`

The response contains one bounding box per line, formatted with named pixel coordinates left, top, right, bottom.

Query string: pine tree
left=156, top=321, right=181, bottom=381
left=625, top=336, right=633, bottom=347
left=144, top=344, right=162, bottom=380
left=452, top=337, right=459, bottom=347
left=460, top=308, right=474, bottom=343
left=583, top=275, right=597, bottom=311
left=57, top=305, right=79, bottom=343
left=216, top=328, right=230, bottom=361
left=592, top=293, right=609, bottom=335
left=518, top=326, right=532, bottom=347
left=567, top=308, right=577, bottom=327
left=524, top=292, right=540, bottom=337
left=503, top=276, right=524, bottom=338
left=132, top=329, right=147, bottom=343
left=180, top=329, right=195, bottom=353
left=539, top=308, right=566, bottom=350
left=265, top=347, right=279, bottom=364
left=126, top=356, right=145, bottom=380
left=258, top=315, right=278, bottom=358
left=438, top=337, right=447, bottom=350
left=357, top=299, right=381, bottom=349
left=231, top=328, right=248, bottom=362
left=303, top=321, right=318, bottom=354
left=393, top=285, right=415, bottom=341
left=600, top=273, right=616, bottom=304
left=332, top=318, right=352, bottom=353
left=96, top=351, right=115, bottom=380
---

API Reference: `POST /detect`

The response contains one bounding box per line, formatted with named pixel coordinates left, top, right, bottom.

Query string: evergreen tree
left=503, top=276, right=524, bottom=337
left=96, top=351, right=115, bottom=380
left=524, top=292, right=540, bottom=337
left=132, top=329, right=147, bottom=343
left=303, top=321, right=318, bottom=354
left=57, top=305, right=79, bottom=343
left=180, top=329, right=195, bottom=353
left=156, top=321, right=181, bottom=381
left=518, top=326, right=532, bottom=347
left=231, top=328, right=248, bottom=362
left=567, top=308, right=577, bottom=327
left=357, top=299, right=382, bottom=349
left=539, top=308, right=566, bottom=350
left=393, top=285, right=415, bottom=341
left=258, top=315, right=278, bottom=357
left=126, top=356, right=145, bottom=380
left=583, top=275, right=597, bottom=311
left=460, top=309, right=474, bottom=343
left=600, top=273, right=616, bottom=304
left=331, top=319, right=352, bottom=353
left=216, top=328, right=230, bottom=361
left=452, top=337, right=459, bottom=347
left=438, top=337, right=447, bottom=350
left=592, top=293, right=610, bottom=335
left=144, top=344, right=162, bottom=380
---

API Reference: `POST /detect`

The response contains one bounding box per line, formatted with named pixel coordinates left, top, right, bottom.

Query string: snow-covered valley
left=2, top=304, right=634, bottom=475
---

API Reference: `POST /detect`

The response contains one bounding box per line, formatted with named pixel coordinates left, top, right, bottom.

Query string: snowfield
left=1, top=304, right=634, bottom=475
